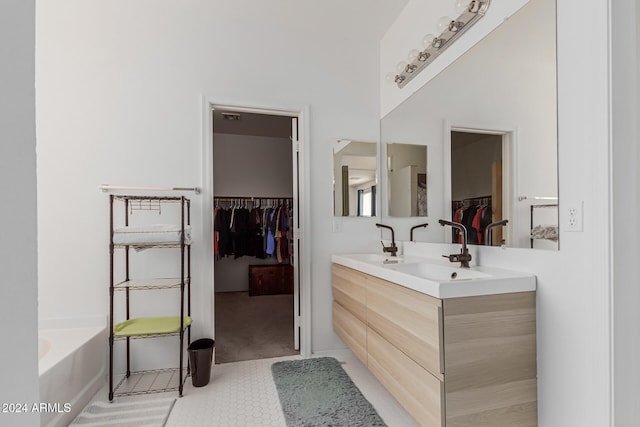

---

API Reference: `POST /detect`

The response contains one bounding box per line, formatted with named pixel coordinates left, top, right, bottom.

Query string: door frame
left=200, top=96, right=311, bottom=357
left=443, top=120, right=517, bottom=247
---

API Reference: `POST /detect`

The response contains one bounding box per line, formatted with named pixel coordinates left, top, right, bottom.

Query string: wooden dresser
left=249, top=264, right=294, bottom=296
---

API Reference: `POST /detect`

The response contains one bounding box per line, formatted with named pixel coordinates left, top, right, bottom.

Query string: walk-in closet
left=212, top=109, right=299, bottom=364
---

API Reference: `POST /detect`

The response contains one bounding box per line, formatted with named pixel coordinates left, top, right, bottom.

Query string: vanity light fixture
left=388, top=0, right=490, bottom=89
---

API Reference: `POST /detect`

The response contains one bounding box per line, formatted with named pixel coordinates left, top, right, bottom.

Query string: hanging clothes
left=461, top=205, right=478, bottom=244
left=213, top=199, right=293, bottom=262
left=451, top=197, right=493, bottom=245
left=265, top=207, right=277, bottom=256
left=471, top=206, right=484, bottom=245
left=214, top=207, right=232, bottom=258
left=248, top=207, right=264, bottom=258
left=213, top=207, right=220, bottom=258
left=231, top=207, right=250, bottom=259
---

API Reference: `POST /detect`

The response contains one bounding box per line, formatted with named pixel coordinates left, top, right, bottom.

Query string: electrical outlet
left=565, top=201, right=583, bottom=232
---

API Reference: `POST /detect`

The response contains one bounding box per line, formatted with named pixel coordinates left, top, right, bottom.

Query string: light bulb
left=455, top=0, right=471, bottom=14
left=422, top=34, right=436, bottom=49
left=437, top=16, right=454, bottom=33
left=408, top=49, right=420, bottom=62
left=385, top=72, right=396, bottom=82
left=396, top=61, right=408, bottom=74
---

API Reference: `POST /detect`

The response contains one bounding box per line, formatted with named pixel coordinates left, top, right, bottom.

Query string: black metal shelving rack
left=108, top=195, right=192, bottom=401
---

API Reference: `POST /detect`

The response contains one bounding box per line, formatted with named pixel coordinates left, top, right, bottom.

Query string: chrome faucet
left=438, top=219, right=472, bottom=268
left=485, top=219, right=508, bottom=246
left=410, top=222, right=429, bottom=242
left=375, top=223, right=398, bottom=257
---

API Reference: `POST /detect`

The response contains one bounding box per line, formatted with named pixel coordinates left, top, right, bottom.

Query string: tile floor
left=84, top=349, right=419, bottom=427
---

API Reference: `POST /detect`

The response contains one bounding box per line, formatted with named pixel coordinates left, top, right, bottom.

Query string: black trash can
left=188, top=338, right=214, bottom=387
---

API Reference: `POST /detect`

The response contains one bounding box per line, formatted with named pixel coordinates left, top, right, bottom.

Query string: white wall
left=35, top=0, right=410, bottom=367
left=451, top=135, right=501, bottom=201
left=381, top=0, right=613, bottom=426
left=213, top=133, right=293, bottom=198
left=611, top=1, right=640, bottom=425
left=0, top=1, right=40, bottom=425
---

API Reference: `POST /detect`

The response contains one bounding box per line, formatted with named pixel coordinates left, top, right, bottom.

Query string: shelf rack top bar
left=111, top=195, right=190, bottom=202
left=100, top=184, right=200, bottom=194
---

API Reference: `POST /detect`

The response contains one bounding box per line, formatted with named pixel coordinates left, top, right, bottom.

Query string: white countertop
left=331, top=253, right=536, bottom=299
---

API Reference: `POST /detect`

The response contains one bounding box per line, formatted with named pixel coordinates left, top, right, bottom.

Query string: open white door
left=291, top=117, right=301, bottom=350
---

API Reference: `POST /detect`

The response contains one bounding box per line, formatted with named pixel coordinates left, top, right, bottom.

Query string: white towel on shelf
left=113, top=224, right=192, bottom=246
left=531, top=224, right=558, bottom=241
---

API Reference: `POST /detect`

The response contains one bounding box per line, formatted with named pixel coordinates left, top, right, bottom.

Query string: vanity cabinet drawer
left=367, top=327, right=443, bottom=427
left=366, top=273, right=443, bottom=376
left=332, top=301, right=367, bottom=366
left=332, top=264, right=367, bottom=323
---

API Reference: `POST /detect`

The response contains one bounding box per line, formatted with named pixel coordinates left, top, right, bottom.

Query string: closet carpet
left=215, top=291, right=298, bottom=364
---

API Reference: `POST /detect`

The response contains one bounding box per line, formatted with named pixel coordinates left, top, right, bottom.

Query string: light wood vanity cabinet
left=366, top=274, right=443, bottom=376
left=331, top=263, right=537, bottom=427
left=332, top=264, right=368, bottom=365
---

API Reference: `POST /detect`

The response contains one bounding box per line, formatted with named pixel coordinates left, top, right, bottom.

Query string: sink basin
left=341, top=253, right=405, bottom=264
left=385, top=262, right=492, bottom=281
left=331, top=252, right=536, bottom=298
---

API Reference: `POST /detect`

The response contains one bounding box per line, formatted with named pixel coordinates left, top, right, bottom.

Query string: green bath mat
left=271, top=357, right=387, bottom=427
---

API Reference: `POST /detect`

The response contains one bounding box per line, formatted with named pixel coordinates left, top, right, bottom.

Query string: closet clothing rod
left=214, top=196, right=292, bottom=199
left=100, top=185, right=201, bottom=194
left=518, top=196, right=557, bottom=201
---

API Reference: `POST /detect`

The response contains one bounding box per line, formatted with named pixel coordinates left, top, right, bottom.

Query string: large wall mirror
left=380, top=0, right=558, bottom=249
left=333, top=139, right=378, bottom=217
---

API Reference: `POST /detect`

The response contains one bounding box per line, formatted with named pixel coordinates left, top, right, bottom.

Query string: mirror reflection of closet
left=451, top=131, right=506, bottom=245
left=332, top=140, right=377, bottom=217
left=386, top=143, right=427, bottom=217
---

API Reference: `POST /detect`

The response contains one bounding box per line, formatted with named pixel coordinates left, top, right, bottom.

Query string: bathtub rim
left=38, top=325, right=106, bottom=376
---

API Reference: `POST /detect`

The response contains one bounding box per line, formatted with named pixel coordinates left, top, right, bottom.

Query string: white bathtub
left=39, top=324, right=107, bottom=427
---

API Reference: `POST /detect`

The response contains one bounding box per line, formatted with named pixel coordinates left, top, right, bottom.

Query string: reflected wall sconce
left=386, top=0, right=490, bottom=88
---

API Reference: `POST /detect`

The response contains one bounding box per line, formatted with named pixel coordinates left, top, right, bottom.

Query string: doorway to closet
left=212, top=108, right=301, bottom=364
left=450, top=129, right=511, bottom=246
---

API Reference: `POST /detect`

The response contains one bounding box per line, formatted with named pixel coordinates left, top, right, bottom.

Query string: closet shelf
left=113, top=316, right=192, bottom=338
left=114, top=278, right=189, bottom=291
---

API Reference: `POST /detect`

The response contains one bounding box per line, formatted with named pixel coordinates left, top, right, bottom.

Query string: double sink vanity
left=330, top=0, right=557, bottom=424
left=331, top=251, right=537, bottom=426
